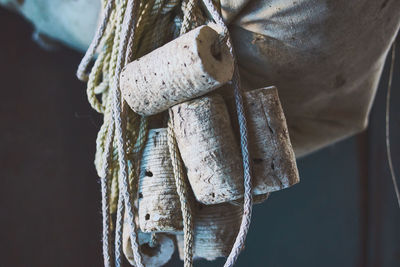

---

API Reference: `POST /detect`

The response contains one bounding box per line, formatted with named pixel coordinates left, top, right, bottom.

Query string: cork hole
left=268, top=124, right=275, bottom=134
left=145, top=170, right=153, bottom=177
left=210, top=41, right=222, bottom=61
left=211, top=192, right=215, bottom=198
left=141, top=243, right=161, bottom=257
left=145, top=214, right=150, bottom=220
left=138, top=192, right=143, bottom=199
left=271, top=162, right=275, bottom=170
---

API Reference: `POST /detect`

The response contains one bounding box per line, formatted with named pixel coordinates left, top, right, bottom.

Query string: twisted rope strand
left=167, top=116, right=194, bottom=267
left=111, top=0, right=144, bottom=266
left=180, top=0, right=196, bottom=35
left=77, top=0, right=115, bottom=81
left=170, top=2, right=199, bottom=266
left=201, top=1, right=254, bottom=266
left=100, top=122, right=116, bottom=267
left=114, top=191, right=124, bottom=267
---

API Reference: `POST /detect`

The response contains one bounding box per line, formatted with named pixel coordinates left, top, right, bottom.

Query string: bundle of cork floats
left=117, top=24, right=300, bottom=266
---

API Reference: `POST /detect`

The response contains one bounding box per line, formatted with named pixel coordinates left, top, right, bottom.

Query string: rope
left=114, top=191, right=124, bottom=267
left=100, top=122, right=116, bottom=267
left=385, top=42, right=400, bottom=208
left=166, top=2, right=200, bottom=266
left=201, top=1, right=254, bottom=266
left=180, top=0, right=196, bottom=35
left=77, top=0, right=115, bottom=81
left=110, top=0, right=144, bottom=266
left=167, top=115, right=194, bottom=267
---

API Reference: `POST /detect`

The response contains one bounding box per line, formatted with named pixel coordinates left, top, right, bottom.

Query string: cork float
left=120, top=24, right=234, bottom=116
left=227, top=86, right=299, bottom=200
left=138, top=128, right=183, bottom=233
left=176, top=202, right=243, bottom=261
left=170, top=94, right=244, bottom=204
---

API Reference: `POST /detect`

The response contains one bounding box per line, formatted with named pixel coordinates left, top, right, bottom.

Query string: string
left=385, top=42, right=400, bottom=208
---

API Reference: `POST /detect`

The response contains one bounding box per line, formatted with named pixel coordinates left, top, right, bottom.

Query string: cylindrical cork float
left=123, top=222, right=175, bottom=266
left=227, top=86, right=299, bottom=199
left=170, top=94, right=244, bottom=204
left=120, top=24, right=234, bottom=116
left=138, top=128, right=183, bottom=232
left=176, top=202, right=243, bottom=261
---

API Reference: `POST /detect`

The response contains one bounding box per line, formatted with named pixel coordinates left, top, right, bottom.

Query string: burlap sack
left=3, top=0, right=399, bottom=156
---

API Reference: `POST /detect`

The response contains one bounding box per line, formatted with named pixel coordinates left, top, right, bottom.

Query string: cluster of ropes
left=76, top=0, right=254, bottom=266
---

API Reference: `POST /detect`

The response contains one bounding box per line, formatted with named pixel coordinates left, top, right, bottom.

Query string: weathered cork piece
left=120, top=24, right=234, bottom=116
left=227, top=86, right=299, bottom=198
left=123, top=220, right=175, bottom=267
left=171, top=94, right=244, bottom=204
left=176, top=202, right=243, bottom=261
left=138, top=128, right=183, bottom=233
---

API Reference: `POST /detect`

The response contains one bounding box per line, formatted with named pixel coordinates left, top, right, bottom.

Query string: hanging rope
left=167, top=115, right=194, bottom=267
left=165, top=1, right=198, bottom=266
left=77, top=0, right=115, bottom=81
left=110, top=0, right=144, bottom=266
left=200, top=1, right=254, bottom=266
left=385, top=42, right=400, bottom=208
left=100, top=122, right=116, bottom=267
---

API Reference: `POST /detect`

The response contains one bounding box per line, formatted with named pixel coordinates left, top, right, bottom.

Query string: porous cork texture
left=176, top=202, right=243, bottom=261
left=171, top=94, right=244, bottom=204
left=228, top=86, right=299, bottom=197
left=138, top=128, right=183, bottom=233
left=122, top=221, right=175, bottom=267
left=120, top=24, right=234, bottom=116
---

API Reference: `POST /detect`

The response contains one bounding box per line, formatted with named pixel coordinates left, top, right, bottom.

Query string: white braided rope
left=114, top=192, right=124, bottom=267
left=111, top=0, right=144, bottom=266
left=201, top=1, right=254, bottom=266
left=77, top=0, right=115, bottom=81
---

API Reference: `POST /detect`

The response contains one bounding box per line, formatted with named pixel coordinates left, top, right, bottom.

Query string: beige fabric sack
left=3, top=0, right=399, bottom=156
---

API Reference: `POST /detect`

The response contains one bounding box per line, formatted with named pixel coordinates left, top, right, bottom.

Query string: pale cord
left=167, top=116, right=194, bottom=267
left=100, top=122, right=116, bottom=267
left=201, top=1, right=254, bottom=266
left=111, top=0, right=144, bottom=266
left=132, top=117, right=149, bottom=154
left=180, top=0, right=196, bottom=35
left=386, top=42, right=400, bottom=208
left=77, top=0, right=115, bottom=81
left=114, top=192, right=124, bottom=267
left=172, top=2, right=197, bottom=266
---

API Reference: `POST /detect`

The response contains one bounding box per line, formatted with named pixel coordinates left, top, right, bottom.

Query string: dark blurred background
left=0, top=7, right=399, bottom=267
